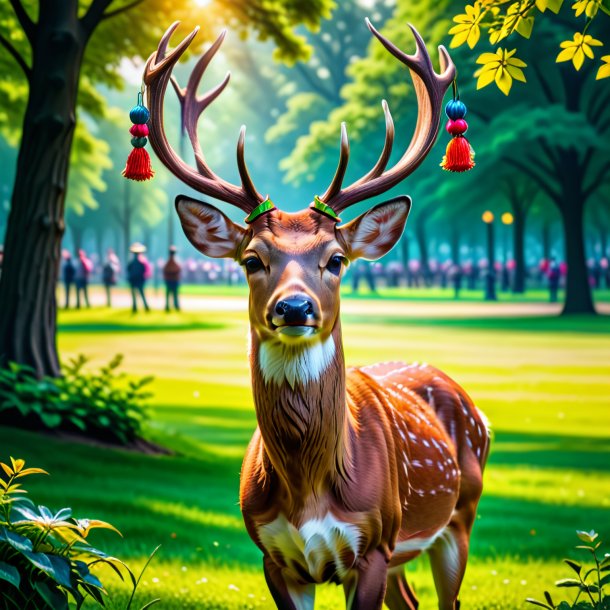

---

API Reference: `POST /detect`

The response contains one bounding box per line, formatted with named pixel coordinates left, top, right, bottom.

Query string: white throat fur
left=258, top=335, right=336, bottom=388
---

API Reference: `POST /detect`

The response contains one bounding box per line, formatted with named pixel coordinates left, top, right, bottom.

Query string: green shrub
left=527, top=530, right=610, bottom=609
left=0, top=457, right=160, bottom=610
left=0, top=355, right=153, bottom=445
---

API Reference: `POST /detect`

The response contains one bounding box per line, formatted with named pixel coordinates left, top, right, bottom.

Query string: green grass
left=1, top=302, right=609, bottom=609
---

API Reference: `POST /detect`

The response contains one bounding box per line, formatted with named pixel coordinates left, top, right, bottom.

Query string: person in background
left=547, top=257, right=560, bottom=303
left=61, top=250, right=76, bottom=308
left=127, top=242, right=150, bottom=313
left=163, top=245, right=182, bottom=312
left=102, top=248, right=120, bottom=307
left=74, top=249, right=92, bottom=309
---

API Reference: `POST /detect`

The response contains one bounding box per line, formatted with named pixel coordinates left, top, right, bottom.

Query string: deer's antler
left=318, top=20, right=455, bottom=215
left=144, top=22, right=264, bottom=215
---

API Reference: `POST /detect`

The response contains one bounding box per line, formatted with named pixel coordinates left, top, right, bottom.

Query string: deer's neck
left=249, top=323, right=350, bottom=496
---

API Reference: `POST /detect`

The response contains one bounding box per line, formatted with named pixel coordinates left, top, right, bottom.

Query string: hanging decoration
left=122, top=86, right=154, bottom=181
left=440, top=80, right=475, bottom=173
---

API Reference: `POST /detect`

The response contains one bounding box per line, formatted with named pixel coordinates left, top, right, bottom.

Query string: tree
left=0, top=0, right=333, bottom=378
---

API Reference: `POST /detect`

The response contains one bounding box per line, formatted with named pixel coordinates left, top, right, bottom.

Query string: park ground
left=1, top=287, right=610, bottom=609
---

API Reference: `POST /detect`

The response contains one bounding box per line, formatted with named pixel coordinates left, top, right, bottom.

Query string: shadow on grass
left=58, top=321, right=226, bottom=333
left=343, top=314, right=610, bottom=334
left=2, top=424, right=609, bottom=570
left=490, top=431, right=610, bottom=471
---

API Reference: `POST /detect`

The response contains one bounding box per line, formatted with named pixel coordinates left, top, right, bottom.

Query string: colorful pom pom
left=124, top=90, right=154, bottom=182
left=130, top=123, right=149, bottom=137
left=122, top=147, right=154, bottom=181
left=440, top=137, right=475, bottom=172
left=440, top=86, right=475, bottom=173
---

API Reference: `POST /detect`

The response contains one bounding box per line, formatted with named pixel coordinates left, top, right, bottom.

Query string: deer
left=143, top=19, right=490, bottom=610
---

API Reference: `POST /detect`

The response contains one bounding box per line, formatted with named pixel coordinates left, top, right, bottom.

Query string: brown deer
left=143, top=20, right=490, bottom=610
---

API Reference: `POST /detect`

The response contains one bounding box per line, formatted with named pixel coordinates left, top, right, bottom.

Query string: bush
left=527, top=529, right=610, bottom=609
left=0, top=355, right=153, bottom=445
left=0, top=456, right=160, bottom=610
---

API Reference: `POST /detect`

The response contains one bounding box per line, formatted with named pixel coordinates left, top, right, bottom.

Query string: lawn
left=1, top=298, right=609, bottom=609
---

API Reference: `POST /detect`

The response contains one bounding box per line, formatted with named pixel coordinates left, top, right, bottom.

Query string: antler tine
left=237, top=126, right=261, bottom=201
left=143, top=22, right=264, bottom=214
left=357, top=100, right=395, bottom=183
left=321, top=122, right=350, bottom=202
left=320, top=20, right=455, bottom=215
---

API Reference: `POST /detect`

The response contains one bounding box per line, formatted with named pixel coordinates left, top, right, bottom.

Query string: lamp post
left=501, top=212, right=513, bottom=291
left=482, top=211, right=497, bottom=301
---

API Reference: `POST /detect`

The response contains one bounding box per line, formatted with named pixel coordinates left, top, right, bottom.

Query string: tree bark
left=0, top=3, right=85, bottom=377
left=542, top=220, right=551, bottom=261
left=450, top=227, right=460, bottom=265
left=415, top=218, right=430, bottom=286
left=559, top=168, right=596, bottom=314
left=512, top=208, right=526, bottom=294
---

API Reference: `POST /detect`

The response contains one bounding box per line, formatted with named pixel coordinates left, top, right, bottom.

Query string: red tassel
left=441, top=136, right=475, bottom=172
left=122, top=147, right=154, bottom=181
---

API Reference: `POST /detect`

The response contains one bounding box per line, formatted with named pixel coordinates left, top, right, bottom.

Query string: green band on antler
left=312, top=196, right=340, bottom=221
left=245, top=198, right=276, bottom=224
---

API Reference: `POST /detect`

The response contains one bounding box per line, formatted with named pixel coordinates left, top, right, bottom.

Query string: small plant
left=527, top=529, right=610, bottom=609
left=0, top=355, right=153, bottom=445
left=0, top=457, right=160, bottom=610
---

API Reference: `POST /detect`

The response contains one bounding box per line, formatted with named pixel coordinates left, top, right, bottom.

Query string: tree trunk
left=560, top=191, right=595, bottom=315
left=542, top=220, right=551, bottom=261
left=71, top=222, right=84, bottom=253
left=0, top=4, right=85, bottom=377
left=512, top=208, right=526, bottom=294
left=450, top=227, right=460, bottom=265
left=122, top=180, right=132, bottom=265
left=400, top=234, right=411, bottom=286
left=415, top=218, right=430, bottom=286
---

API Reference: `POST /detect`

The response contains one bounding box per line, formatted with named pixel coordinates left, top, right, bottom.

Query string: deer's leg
left=427, top=520, right=470, bottom=610
left=384, top=566, right=419, bottom=609
left=344, top=549, right=388, bottom=610
left=262, top=555, right=315, bottom=610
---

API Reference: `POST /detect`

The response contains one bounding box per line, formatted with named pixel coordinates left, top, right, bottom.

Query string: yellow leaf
left=583, top=44, right=595, bottom=59
left=450, top=28, right=471, bottom=48
left=495, top=66, right=513, bottom=95
left=507, top=65, right=527, bottom=81
left=573, top=47, right=585, bottom=70
left=477, top=52, right=502, bottom=64
left=477, top=69, right=497, bottom=88
left=467, top=25, right=481, bottom=48
left=596, top=60, right=610, bottom=79
left=10, top=458, right=24, bottom=473
left=515, top=16, right=534, bottom=38
left=508, top=56, right=528, bottom=67
left=556, top=47, right=576, bottom=62
left=547, top=0, right=564, bottom=11
left=0, top=462, right=13, bottom=478
left=15, top=468, right=49, bottom=478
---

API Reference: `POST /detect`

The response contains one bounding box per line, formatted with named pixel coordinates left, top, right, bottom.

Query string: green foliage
left=0, top=457, right=161, bottom=610
left=0, top=355, right=153, bottom=445
left=0, top=457, right=124, bottom=610
left=527, top=530, right=610, bottom=609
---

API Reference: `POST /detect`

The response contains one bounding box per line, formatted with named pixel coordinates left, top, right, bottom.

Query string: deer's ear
left=175, top=196, right=248, bottom=259
left=338, top=196, right=411, bottom=261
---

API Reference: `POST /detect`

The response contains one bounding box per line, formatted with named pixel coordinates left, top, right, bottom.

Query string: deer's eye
left=326, top=255, right=347, bottom=276
left=243, top=257, right=264, bottom=274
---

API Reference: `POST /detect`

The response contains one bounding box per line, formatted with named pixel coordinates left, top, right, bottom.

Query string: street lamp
left=501, top=212, right=514, bottom=291
left=482, top=211, right=497, bottom=301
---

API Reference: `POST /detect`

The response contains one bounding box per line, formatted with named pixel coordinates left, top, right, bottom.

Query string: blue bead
left=445, top=99, right=467, bottom=120
left=129, top=104, right=150, bottom=124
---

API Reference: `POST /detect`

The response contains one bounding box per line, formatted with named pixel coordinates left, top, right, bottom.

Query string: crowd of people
left=61, top=243, right=190, bottom=313
left=50, top=247, right=610, bottom=311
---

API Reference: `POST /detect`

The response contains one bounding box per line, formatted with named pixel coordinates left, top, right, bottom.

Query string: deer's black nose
left=275, top=298, right=314, bottom=325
